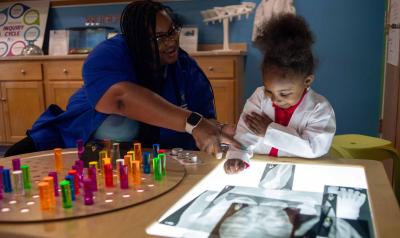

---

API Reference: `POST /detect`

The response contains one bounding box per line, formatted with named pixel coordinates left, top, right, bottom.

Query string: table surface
left=0, top=150, right=399, bottom=238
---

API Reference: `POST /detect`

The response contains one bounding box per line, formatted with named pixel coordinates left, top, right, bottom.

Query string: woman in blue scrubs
left=5, top=0, right=237, bottom=158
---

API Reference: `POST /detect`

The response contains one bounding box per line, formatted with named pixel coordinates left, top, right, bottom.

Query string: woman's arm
left=95, top=81, right=239, bottom=158
left=96, top=81, right=189, bottom=132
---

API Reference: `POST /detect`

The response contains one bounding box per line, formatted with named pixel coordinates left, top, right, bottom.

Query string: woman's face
left=263, top=68, right=314, bottom=109
left=154, top=11, right=180, bottom=65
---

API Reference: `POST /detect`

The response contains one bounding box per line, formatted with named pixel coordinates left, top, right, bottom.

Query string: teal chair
left=329, top=134, right=400, bottom=203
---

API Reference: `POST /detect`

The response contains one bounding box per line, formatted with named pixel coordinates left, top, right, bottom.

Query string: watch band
left=185, top=112, right=203, bottom=134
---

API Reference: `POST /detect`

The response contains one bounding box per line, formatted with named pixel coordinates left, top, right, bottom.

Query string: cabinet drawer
left=43, top=60, right=84, bottom=80
left=195, top=57, right=235, bottom=79
left=0, top=62, right=42, bottom=81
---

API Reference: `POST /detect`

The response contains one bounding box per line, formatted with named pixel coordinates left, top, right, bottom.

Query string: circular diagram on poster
left=0, top=10, right=8, bottom=27
left=24, top=26, right=40, bottom=42
left=9, top=3, right=28, bottom=19
left=9, top=41, right=26, bottom=56
left=23, top=9, right=40, bottom=25
left=0, top=42, right=8, bottom=57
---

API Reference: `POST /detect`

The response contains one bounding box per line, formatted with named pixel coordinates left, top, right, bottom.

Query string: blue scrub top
left=27, top=34, right=216, bottom=150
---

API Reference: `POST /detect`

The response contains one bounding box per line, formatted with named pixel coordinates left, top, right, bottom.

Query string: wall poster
left=0, top=1, right=49, bottom=57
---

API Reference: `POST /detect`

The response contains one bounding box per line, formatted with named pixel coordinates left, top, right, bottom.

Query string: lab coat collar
left=288, top=88, right=315, bottom=128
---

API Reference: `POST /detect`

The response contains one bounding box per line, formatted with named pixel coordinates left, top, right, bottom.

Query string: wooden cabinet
left=0, top=48, right=246, bottom=144
left=40, top=53, right=246, bottom=124
left=209, top=80, right=235, bottom=123
left=0, top=62, right=42, bottom=81
left=43, top=60, right=84, bottom=109
left=46, top=82, right=83, bottom=110
left=0, top=98, right=5, bottom=143
left=193, top=53, right=245, bottom=124
left=1, top=82, right=45, bottom=143
left=0, top=61, right=45, bottom=143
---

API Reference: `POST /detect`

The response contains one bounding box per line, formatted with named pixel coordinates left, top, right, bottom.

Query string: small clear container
left=68, top=26, right=117, bottom=54
left=20, top=41, right=43, bottom=56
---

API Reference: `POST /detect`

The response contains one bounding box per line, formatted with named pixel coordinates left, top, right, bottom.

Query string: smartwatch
left=185, top=112, right=203, bottom=134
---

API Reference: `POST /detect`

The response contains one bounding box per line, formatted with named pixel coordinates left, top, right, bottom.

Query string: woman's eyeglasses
left=152, top=25, right=181, bottom=47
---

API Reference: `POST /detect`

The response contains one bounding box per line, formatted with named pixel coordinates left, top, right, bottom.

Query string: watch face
left=187, top=112, right=202, bottom=126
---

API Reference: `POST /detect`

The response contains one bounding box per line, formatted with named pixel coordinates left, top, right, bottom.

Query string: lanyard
left=166, top=65, right=187, bottom=109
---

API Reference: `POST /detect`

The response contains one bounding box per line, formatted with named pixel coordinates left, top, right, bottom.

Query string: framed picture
left=179, top=27, right=198, bottom=53
left=0, top=1, right=49, bottom=57
left=48, top=29, right=69, bottom=55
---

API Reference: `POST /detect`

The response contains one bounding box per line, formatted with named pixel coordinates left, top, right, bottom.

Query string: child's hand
left=244, top=112, right=272, bottom=137
left=224, top=159, right=246, bottom=174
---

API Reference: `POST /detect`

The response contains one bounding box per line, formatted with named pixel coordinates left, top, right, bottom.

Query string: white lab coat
left=252, top=0, right=296, bottom=41
left=226, top=87, right=336, bottom=164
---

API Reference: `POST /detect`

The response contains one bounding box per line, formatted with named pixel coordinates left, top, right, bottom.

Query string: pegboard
left=0, top=150, right=186, bottom=223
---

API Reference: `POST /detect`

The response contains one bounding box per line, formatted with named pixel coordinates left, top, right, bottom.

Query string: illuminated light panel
left=146, top=160, right=370, bottom=238
left=137, top=189, right=144, bottom=193
left=26, top=201, right=35, bottom=206
left=122, top=194, right=131, bottom=198
left=105, top=199, right=113, bottom=203
left=147, top=184, right=155, bottom=187
left=9, top=200, right=17, bottom=204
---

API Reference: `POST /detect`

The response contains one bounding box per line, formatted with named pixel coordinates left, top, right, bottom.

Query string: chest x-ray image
left=148, top=161, right=374, bottom=238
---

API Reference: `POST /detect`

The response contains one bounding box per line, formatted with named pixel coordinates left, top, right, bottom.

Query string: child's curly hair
left=255, top=14, right=315, bottom=77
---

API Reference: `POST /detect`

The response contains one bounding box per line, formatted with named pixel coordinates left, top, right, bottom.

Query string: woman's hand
left=221, top=123, right=236, bottom=138
left=192, top=119, right=241, bottom=159
left=224, top=159, right=247, bottom=174
left=244, top=112, right=273, bottom=137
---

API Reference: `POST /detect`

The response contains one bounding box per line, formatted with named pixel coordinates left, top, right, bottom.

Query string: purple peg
left=12, top=158, right=21, bottom=171
left=76, top=139, right=85, bottom=159
left=48, top=171, right=59, bottom=197
left=83, top=179, right=94, bottom=205
left=119, top=165, right=129, bottom=189
left=88, top=167, right=98, bottom=191
left=77, top=160, right=84, bottom=171
left=0, top=166, right=3, bottom=200
left=75, top=160, right=84, bottom=184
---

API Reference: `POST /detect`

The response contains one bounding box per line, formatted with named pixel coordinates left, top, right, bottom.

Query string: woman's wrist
left=208, top=119, right=226, bottom=132
left=217, top=122, right=227, bottom=132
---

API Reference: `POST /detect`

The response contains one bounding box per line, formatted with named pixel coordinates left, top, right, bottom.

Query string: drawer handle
left=63, top=68, right=68, bottom=74
left=208, top=66, right=214, bottom=71
left=20, top=69, right=26, bottom=74
left=1, top=97, right=6, bottom=101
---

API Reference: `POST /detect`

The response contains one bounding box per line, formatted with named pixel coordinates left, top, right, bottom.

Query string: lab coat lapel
left=287, top=89, right=315, bottom=130
left=261, top=88, right=275, bottom=121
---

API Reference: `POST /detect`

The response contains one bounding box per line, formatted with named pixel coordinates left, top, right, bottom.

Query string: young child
left=225, top=13, right=336, bottom=174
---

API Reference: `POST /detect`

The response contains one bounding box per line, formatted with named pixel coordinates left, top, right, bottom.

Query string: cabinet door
left=210, top=80, right=235, bottom=124
left=46, top=81, right=83, bottom=110
left=1, top=82, right=45, bottom=143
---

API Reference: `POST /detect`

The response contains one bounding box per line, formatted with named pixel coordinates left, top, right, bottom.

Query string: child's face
left=263, top=69, right=314, bottom=109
